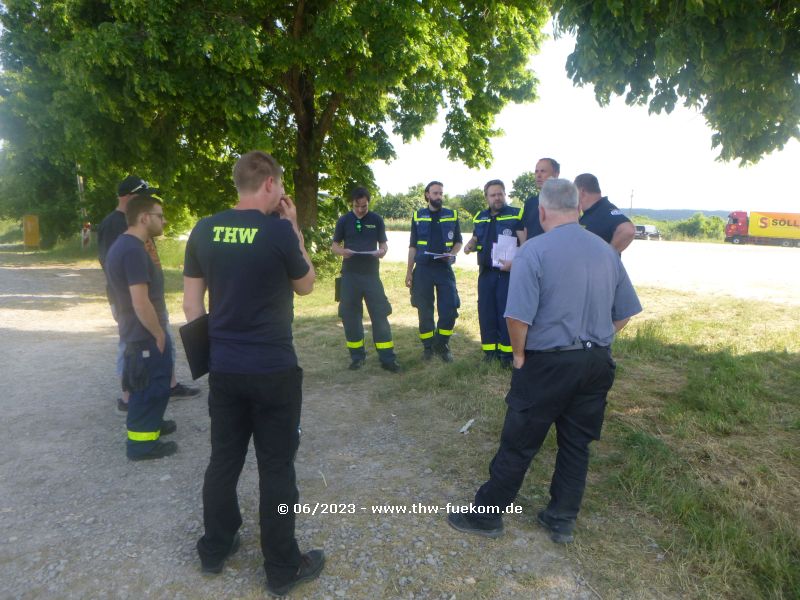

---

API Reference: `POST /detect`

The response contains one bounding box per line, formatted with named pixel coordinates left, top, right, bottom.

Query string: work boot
left=380, top=360, right=401, bottom=373
left=266, top=549, right=325, bottom=597
left=447, top=512, right=504, bottom=538
left=200, top=533, right=241, bottom=575
left=348, top=357, right=365, bottom=370
left=422, top=347, right=434, bottom=361
left=160, top=419, right=177, bottom=436
left=170, top=382, right=201, bottom=398
left=536, top=510, right=575, bottom=544
left=433, top=343, right=453, bottom=363
left=128, top=441, right=178, bottom=462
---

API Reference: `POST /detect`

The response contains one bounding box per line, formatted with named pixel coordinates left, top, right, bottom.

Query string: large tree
left=1, top=0, right=549, bottom=234
left=553, top=0, right=800, bottom=164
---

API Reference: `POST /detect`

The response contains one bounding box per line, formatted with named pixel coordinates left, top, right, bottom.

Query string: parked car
left=634, top=224, right=661, bottom=240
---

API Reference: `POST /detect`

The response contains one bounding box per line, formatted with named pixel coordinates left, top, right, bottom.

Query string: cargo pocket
left=123, top=341, right=150, bottom=392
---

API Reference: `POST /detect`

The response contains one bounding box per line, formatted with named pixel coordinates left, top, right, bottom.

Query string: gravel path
left=0, top=263, right=594, bottom=599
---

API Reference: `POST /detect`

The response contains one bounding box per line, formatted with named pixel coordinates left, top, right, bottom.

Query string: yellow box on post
left=23, top=215, right=40, bottom=248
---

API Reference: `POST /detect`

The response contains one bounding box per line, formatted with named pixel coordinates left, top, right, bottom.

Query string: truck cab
left=724, top=211, right=749, bottom=244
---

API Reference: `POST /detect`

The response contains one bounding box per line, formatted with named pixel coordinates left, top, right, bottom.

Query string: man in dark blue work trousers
left=463, top=180, right=525, bottom=367
left=405, top=181, right=463, bottom=362
left=331, top=186, right=400, bottom=373
left=448, top=178, right=642, bottom=544
left=105, top=193, right=177, bottom=461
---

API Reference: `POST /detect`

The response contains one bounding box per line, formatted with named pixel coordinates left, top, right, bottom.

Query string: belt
left=526, top=340, right=607, bottom=354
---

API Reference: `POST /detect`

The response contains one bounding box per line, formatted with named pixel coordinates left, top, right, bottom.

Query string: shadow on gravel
left=0, top=266, right=107, bottom=311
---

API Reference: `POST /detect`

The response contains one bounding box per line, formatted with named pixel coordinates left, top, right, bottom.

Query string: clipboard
left=179, top=314, right=210, bottom=380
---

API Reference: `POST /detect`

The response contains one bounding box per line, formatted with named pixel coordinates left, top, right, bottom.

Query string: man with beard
left=405, top=181, right=462, bottom=362
left=463, top=180, right=524, bottom=366
left=105, top=194, right=177, bottom=460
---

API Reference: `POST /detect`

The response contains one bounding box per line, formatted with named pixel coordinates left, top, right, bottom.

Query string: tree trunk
left=293, top=159, right=319, bottom=228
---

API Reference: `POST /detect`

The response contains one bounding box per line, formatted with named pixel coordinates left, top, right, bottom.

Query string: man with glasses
left=105, top=194, right=178, bottom=460
left=331, top=186, right=399, bottom=372
left=98, top=176, right=199, bottom=414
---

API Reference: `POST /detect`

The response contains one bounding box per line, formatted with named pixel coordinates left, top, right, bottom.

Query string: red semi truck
left=724, top=211, right=800, bottom=247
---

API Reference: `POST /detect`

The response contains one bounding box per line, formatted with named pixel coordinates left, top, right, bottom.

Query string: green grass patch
left=4, top=245, right=799, bottom=598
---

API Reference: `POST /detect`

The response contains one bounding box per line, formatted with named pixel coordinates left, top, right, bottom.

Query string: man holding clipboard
left=463, top=180, right=525, bottom=367
left=331, top=186, right=399, bottom=372
left=182, top=151, right=324, bottom=596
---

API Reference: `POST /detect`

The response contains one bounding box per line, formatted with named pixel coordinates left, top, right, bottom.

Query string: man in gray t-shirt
left=448, top=178, right=642, bottom=544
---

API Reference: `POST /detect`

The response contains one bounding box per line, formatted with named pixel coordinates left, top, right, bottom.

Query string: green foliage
left=372, top=184, right=425, bottom=219
left=451, top=188, right=486, bottom=220
left=510, top=170, right=538, bottom=201
left=553, top=0, right=800, bottom=164
left=0, top=0, right=549, bottom=242
left=671, top=212, right=725, bottom=240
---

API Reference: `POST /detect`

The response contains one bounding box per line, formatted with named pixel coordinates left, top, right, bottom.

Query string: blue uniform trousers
left=338, top=271, right=396, bottom=364
left=411, top=262, right=460, bottom=349
left=477, top=268, right=512, bottom=362
left=124, top=336, right=173, bottom=458
left=472, top=346, right=615, bottom=534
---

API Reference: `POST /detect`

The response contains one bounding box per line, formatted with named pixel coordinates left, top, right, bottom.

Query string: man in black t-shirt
left=332, top=187, right=399, bottom=372
left=99, top=175, right=199, bottom=413
left=105, top=194, right=177, bottom=461
left=574, top=173, right=635, bottom=253
left=183, top=151, right=324, bottom=596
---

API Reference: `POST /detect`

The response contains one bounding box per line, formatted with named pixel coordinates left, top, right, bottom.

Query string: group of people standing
left=98, top=151, right=641, bottom=597
left=332, top=157, right=637, bottom=373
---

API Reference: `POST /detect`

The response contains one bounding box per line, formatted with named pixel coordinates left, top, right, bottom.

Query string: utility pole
left=629, top=189, right=634, bottom=219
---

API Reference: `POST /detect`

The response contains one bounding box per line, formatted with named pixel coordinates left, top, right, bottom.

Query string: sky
left=370, top=29, right=800, bottom=215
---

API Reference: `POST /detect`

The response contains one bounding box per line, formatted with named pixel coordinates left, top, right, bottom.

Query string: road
left=385, top=232, right=800, bottom=305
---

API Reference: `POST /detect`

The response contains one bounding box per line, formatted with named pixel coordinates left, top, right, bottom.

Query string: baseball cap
left=117, top=175, right=161, bottom=197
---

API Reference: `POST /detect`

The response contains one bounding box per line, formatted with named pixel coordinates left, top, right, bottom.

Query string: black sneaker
left=266, top=549, right=325, bottom=597
left=380, top=360, right=401, bottom=373
left=128, top=441, right=178, bottom=462
left=348, top=357, right=365, bottom=371
left=170, top=382, right=201, bottom=398
left=160, top=420, right=177, bottom=436
left=433, top=345, right=453, bottom=363
left=536, top=510, right=575, bottom=544
left=447, top=512, right=504, bottom=538
left=116, top=398, right=128, bottom=413
left=200, top=533, right=241, bottom=575
left=422, top=348, right=434, bottom=361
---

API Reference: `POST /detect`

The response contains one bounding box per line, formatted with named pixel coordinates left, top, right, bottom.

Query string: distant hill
left=627, top=208, right=730, bottom=222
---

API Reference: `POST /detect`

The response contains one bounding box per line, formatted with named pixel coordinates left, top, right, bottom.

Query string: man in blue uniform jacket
left=463, top=180, right=525, bottom=367
left=405, top=181, right=463, bottom=362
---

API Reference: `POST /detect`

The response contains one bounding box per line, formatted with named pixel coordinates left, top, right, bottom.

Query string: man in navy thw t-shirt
left=183, top=151, right=324, bottom=595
